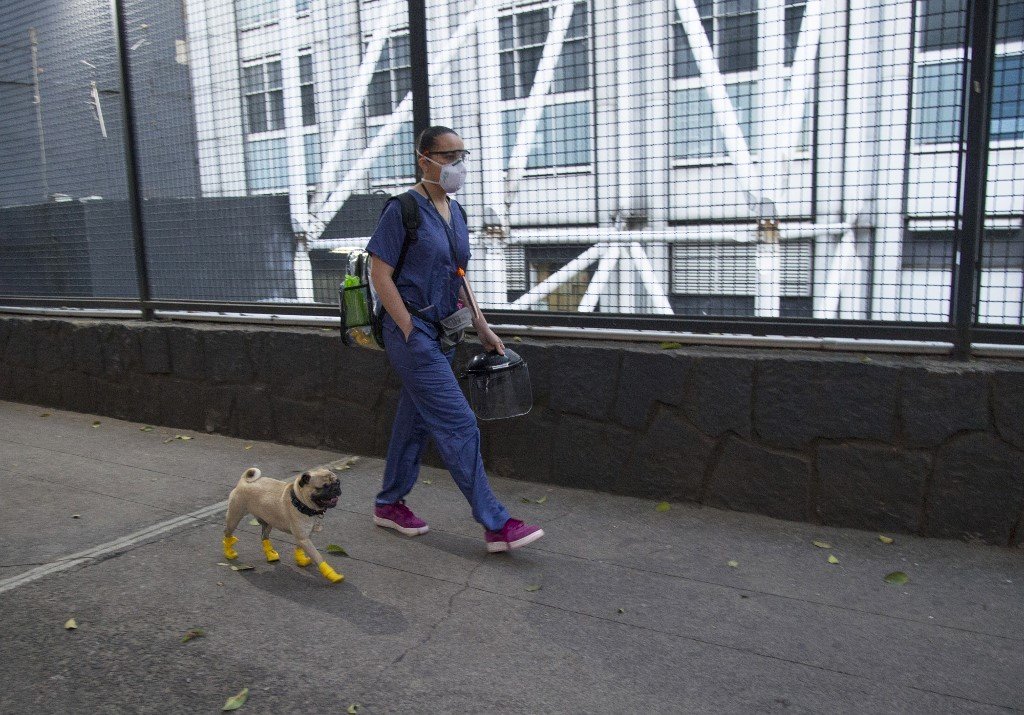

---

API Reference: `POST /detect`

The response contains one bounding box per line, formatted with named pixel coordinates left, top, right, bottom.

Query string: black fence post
left=952, top=0, right=998, bottom=358
left=110, top=0, right=153, bottom=320
left=408, top=0, right=431, bottom=180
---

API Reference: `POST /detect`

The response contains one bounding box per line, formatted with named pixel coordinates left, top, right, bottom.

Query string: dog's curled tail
left=241, top=467, right=262, bottom=482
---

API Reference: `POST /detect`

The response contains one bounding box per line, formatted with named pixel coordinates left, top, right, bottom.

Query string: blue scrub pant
left=376, top=317, right=510, bottom=532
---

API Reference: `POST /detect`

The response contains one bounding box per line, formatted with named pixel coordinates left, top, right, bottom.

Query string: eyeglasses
left=427, top=149, right=470, bottom=162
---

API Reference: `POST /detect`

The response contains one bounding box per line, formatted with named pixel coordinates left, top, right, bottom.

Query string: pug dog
left=223, top=466, right=345, bottom=583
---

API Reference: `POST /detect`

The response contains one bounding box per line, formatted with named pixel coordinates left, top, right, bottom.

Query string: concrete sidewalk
left=0, top=398, right=1021, bottom=714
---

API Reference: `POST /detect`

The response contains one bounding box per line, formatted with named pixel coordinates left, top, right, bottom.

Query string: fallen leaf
left=217, top=582, right=224, bottom=586
left=828, top=555, right=840, bottom=565
left=655, top=501, right=671, bottom=512
left=347, top=705, right=361, bottom=714
left=139, top=426, right=154, bottom=432
left=182, top=628, right=205, bottom=643
left=884, top=571, right=909, bottom=585
left=525, top=584, right=541, bottom=592
left=535, top=495, right=548, bottom=505
left=878, top=535, right=894, bottom=544
left=71, top=514, right=81, bottom=519
left=222, top=688, right=248, bottom=711
left=163, top=434, right=192, bottom=443
left=244, top=445, right=253, bottom=450
left=40, top=412, right=51, bottom=417
left=64, top=618, right=77, bottom=630
left=248, top=518, right=260, bottom=526
left=217, top=562, right=230, bottom=567
left=423, top=479, right=433, bottom=485
left=727, top=560, right=739, bottom=568
left=659, top=341, right=682, bottom=350
left=512, top=336, right=522, bottom=343
left=91, top=421, right=101, bottom=428
left=520, top=497, right=531, bottom=503
left=230, top=564, right=255, bottom=572
left=617, top=608, right=625, bottom=614
left=812, top=540, right=831, bottom=549
left=326, top=544, right=349, bottom=556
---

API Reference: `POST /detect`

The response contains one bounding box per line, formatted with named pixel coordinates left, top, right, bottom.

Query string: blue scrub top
left=366, top=189, right=471, bottom=339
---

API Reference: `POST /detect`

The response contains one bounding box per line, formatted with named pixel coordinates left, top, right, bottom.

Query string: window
left=499, top=2, right=592, bottom=171
left=300, top=54, right=316, bottom=126
left=368, top=122, right=415, bottom=184
left=235, top=0, right=313, bottom=28
left=914, top=1, right=1024, bottom=144
left=367, top=35, right=410, bottom=118
left=671, top=82, right=756, bottom=160
left=901, top=228, right=1024, bottom=269
left=784, top=0, right=807, bottom=66
left=672, top=0, right=757, bottom=79
left=242, top=60, right=284, bottom=134
left=242, top=53, right=318, bottom=193
left=502, top=101, right=592, bottom=169
left=499, top=2, right=589, bottom=100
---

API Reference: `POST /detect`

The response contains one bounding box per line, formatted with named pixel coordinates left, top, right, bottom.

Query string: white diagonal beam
left=309, top=0, right=401, bottom=214
left=307, top=2, right=484, bottom=242
left=511, top=245, right=603, bottom=308
left=628, top=243, right=674, bottom=314
left=504, top=0, right=577, bottom=205
left=578, top=245, right=619, bottom=312
left=278, top=0, right=311, bottom=236
left=778, top=0, right=821, bottom=160
left=672, top=0, right=759, bottom=203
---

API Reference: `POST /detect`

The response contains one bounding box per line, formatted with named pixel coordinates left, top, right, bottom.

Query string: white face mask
left=420, top=153, right=467, bottom=194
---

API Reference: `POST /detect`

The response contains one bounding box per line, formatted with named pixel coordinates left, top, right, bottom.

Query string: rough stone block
left=549, top=414, right=633, bottom=491
left=204, top=330, right=255, bottom=384
left=547, top=346, right=620, bottom=420
left=900, top=368, right=989, bottom=447
left=231, top=386, right=277, bottom=442
left=817, top=443, right=930, bottom=533
left=326, top=340, right=391, bottom=407
left=272, top=396, right=325, bottom=447
left=626, top=406, right=713, bottom=501
left=684, top=356, right=753, bottom=438
left=168, top=327, right=205, bottom=380
left=138, top=326, right=172, bottom=374
left=993, top=372, right=1024, bottom=451
left=612, top=350, right=691, bottom=429
left=323, top=398, right=382, bottom=457
left=35, top=322, right=73, bottom=374
left=102, top=326, right=142, bottom=377
left=251, top=329, right=324, bottom=399
left=68, top=324, right=105, bottom=376
left=61, top=372, right=102, bottom=414
left=754, top=359, right=898, bottom=448
left=4, top=320, right=38, bottom=368
left=483, top=409, right=558, bottom=484
left=925, top=432, right=1024, bottom=544
left=0, top=319, right=11, bottom=357
left=706, top=438, right=811, bottom=522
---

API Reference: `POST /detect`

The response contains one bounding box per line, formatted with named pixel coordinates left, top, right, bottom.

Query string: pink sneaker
left=485, top=518, right=544, bottom=553
left=373, top=501, right=429, bottom=536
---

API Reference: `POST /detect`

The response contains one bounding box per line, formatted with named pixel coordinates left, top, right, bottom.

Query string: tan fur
left=223, top=466, right=341, bottom=573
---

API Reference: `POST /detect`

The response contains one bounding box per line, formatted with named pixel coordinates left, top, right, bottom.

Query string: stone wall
left=2, top=315, right=1022, bottom=546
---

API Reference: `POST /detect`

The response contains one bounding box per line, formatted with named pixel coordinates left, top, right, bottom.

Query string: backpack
left=339, top=192, right=467, bottom=350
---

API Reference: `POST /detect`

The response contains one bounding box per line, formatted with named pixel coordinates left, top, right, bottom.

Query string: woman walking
left=366, top=125, right=543, bottom=553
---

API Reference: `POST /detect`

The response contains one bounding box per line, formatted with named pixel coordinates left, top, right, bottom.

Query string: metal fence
left=1, top=0, right=1022, bottom=354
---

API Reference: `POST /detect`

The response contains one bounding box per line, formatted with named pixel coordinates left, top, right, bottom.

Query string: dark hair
left=417, top=125, right=458, bottom=154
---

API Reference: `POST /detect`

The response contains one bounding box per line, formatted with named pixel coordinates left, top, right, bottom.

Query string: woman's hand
left=476, top=322, right=505, bottom=355
left=399, top=317, right=415, bottom=342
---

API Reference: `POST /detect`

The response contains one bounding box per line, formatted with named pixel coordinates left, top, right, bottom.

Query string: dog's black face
left=313, top=478, right=341, bottom=509
left=299, top=468, right=342, bottom=509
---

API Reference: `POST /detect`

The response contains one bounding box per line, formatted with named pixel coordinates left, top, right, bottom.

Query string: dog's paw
left=261, top=539, right=280, bottom=562
left=222, top=535, right=239, bottom=560
left=294, top=548, right=312, bottom=567
left=318, top=561, right=344, bottom=583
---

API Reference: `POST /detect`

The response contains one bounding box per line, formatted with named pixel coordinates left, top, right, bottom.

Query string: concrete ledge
left=2, top=315, right=1023, bottom=546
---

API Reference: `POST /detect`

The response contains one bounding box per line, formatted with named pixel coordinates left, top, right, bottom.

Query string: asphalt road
left=0, top=399, right=1022, bottom=714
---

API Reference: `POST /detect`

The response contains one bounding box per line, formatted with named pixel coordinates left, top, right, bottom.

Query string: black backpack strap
left=390, top=192, right=421, bottom=282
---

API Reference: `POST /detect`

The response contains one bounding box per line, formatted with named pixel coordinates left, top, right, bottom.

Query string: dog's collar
left=289, top=485, right=326, bottom=517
